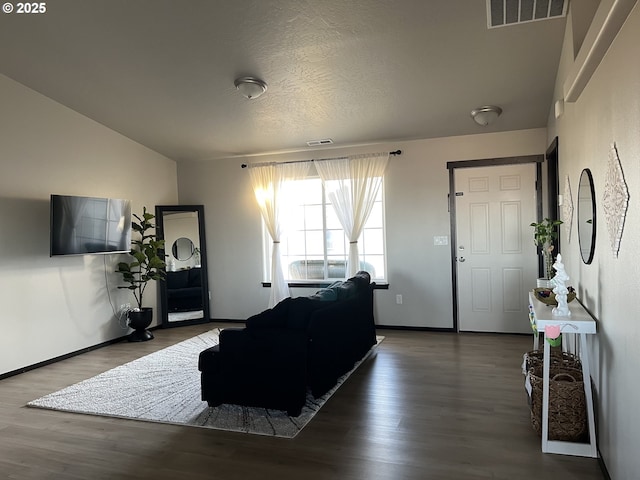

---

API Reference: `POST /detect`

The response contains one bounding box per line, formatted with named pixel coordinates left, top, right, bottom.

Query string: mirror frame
left=155, top=205, right=210, bottom=327
left=577, top=169, right=596, bottom=264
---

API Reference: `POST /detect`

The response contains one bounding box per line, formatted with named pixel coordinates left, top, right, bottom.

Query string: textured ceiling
left=0, top=0, right=567, bottom=161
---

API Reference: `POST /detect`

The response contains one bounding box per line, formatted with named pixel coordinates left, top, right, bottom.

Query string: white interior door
left=455, top=164, right=537, bottom=333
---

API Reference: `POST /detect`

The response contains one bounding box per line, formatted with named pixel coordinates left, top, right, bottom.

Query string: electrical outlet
left=434, top=235, right=449, bottom=246
left=396, top=294, right=403, bottom=305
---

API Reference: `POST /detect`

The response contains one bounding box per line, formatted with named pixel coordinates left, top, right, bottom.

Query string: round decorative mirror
left=172, top=237, right=195, bottom=261
left=577, top=169, right=596, bottom=264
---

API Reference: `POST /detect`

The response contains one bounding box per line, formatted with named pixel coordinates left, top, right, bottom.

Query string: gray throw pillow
left=311, top=287, right=338, bottom=301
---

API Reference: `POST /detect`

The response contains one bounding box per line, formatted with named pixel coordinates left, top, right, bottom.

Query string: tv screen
left=50, top=194, right=132, bottom=256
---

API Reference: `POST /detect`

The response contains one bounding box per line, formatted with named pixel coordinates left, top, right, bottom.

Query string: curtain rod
left=241, top=149, right=401, bottom=168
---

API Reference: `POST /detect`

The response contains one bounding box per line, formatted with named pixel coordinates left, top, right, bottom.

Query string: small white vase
left=537, top=278, right=552, bottom=288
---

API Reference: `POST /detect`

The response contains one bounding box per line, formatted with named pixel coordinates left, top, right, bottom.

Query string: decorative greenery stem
left=530, top=218, right=563, bottom=279
left=116, top=206, right=166, bottom=310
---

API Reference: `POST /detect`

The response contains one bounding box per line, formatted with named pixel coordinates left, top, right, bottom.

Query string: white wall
left=0, top=75, right=179, bottom=376
left=549, top=4, right=640, bottom=478
left=177, top=128, right=547, bottom=328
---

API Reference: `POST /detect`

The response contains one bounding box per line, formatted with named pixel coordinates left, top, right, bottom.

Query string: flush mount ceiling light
left=470, top=105, right=503, bottom=126
left=234, top=76, right=267, bottom=99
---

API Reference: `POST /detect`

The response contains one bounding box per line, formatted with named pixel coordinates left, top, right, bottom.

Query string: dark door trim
left=446, top=155, right=544, bottom=332
left=544, top=137, right=560, bottom=277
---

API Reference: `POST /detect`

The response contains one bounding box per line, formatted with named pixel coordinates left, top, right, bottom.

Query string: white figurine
left=551, top=254, right=571, bottom=317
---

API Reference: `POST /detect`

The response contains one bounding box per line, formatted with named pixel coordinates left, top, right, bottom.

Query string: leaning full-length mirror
left=577, top=169, right=596, bottom=264
left=155, top=205, right=210, bottom=327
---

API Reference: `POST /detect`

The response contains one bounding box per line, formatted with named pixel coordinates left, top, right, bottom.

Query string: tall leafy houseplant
left=530, top=218, right=563, bottom=280
left=116, top=207, right=166, bottom=341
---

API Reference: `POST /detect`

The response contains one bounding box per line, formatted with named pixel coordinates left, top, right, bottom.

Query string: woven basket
left=524, top=350, right=581, bottom=372
left=529, top=365, right=587, bottom=441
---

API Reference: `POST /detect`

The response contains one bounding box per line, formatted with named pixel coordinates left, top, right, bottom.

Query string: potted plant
left=116, top=206, right=166, bottom=341
left=530, top=218, right=563, bottom=286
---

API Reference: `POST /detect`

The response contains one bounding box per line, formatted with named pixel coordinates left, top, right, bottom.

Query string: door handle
left=458, top=257, right=466, bottom=262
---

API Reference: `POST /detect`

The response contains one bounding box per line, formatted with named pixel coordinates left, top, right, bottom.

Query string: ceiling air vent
left=487, top=0, right=568, bottom=28
left=306, top=139, right=333, bottom=147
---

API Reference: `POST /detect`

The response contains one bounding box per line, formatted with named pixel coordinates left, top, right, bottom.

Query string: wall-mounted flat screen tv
left=50, top=194, right=132, bottom=256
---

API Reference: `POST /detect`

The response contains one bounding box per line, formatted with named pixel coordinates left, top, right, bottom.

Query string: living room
left=1, top=1, right=639, bottom=478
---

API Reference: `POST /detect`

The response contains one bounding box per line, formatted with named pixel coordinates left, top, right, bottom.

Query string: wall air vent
left=306, top=139, right=334, bottom=147
left=487, top=0, right=568, bottom=28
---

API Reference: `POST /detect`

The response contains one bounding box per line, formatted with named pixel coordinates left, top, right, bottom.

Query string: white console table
left=528, top=292, right=597, bottom=458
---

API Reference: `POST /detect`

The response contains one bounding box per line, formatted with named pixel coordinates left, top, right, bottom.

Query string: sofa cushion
left=246, top=297, right=292, bottom=329
left=351, top=270, right=371, bottom=285
left=334, top=271, right=371, bottom=300
left=308, top=287, right=338, bottom=302
left=335, top=281, right=357, bottom=300
left=286, top=297, right=327, bottom=330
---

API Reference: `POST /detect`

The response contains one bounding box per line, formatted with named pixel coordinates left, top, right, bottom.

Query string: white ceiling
left=0, top=0, right=570, bottom=162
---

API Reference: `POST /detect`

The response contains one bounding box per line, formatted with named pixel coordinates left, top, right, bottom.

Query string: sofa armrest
left=219, top=326, right=307, bottom=356
left=307, top=297, right=370, bottom=343
left=306, top=286, right=376, bottom=397
left=307, top=286, right=374, bottom=338
left=211, top=326, right=309, bottom=415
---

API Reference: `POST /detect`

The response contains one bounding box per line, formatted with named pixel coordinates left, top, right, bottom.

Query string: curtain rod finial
left=241, top=164, right=248, bottom=168
left=390, top=149, right=402, bottom=156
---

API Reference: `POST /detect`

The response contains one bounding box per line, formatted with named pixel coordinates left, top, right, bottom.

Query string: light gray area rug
left=27, top=328, right=382, bottom=438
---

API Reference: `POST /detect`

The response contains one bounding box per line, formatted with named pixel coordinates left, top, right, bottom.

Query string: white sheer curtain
left=315, top=152, right=389, bottom=277
left=248, top=162, right=310, bottom=308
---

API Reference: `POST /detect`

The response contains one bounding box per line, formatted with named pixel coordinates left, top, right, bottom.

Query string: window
left=263, top=176, right=386, bottom=282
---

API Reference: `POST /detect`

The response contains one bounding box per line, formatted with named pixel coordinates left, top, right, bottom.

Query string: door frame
left=446, top=155, right=544, bottom=332
left=544, top=137, right=561, bottom=277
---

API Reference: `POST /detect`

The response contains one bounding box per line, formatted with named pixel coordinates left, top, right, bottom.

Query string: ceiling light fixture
left=470, top=105, right=503, bottom=126
left=234, top=76, right=267, bottom=99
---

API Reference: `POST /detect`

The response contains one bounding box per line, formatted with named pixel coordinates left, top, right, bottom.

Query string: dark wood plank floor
left=0, top=323, right=603, bottom=480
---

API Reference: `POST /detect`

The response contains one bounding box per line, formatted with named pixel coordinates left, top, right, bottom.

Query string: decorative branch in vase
left=530, top=218, right=563, bottom=285
left=116, top=206, right=166, bottom=342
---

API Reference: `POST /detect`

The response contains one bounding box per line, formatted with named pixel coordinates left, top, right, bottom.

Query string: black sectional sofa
left=198, top=271, right=377, bottom=416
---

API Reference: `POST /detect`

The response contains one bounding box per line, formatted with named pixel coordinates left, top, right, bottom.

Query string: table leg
left=542, top=337, right=551, bottom=452
left=541, top=333, right=598, bottom=457
left=580, top=333, right=598, bottom=457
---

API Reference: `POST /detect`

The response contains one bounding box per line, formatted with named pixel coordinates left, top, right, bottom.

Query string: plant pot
left=127, top=307, right=154, bottom=342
